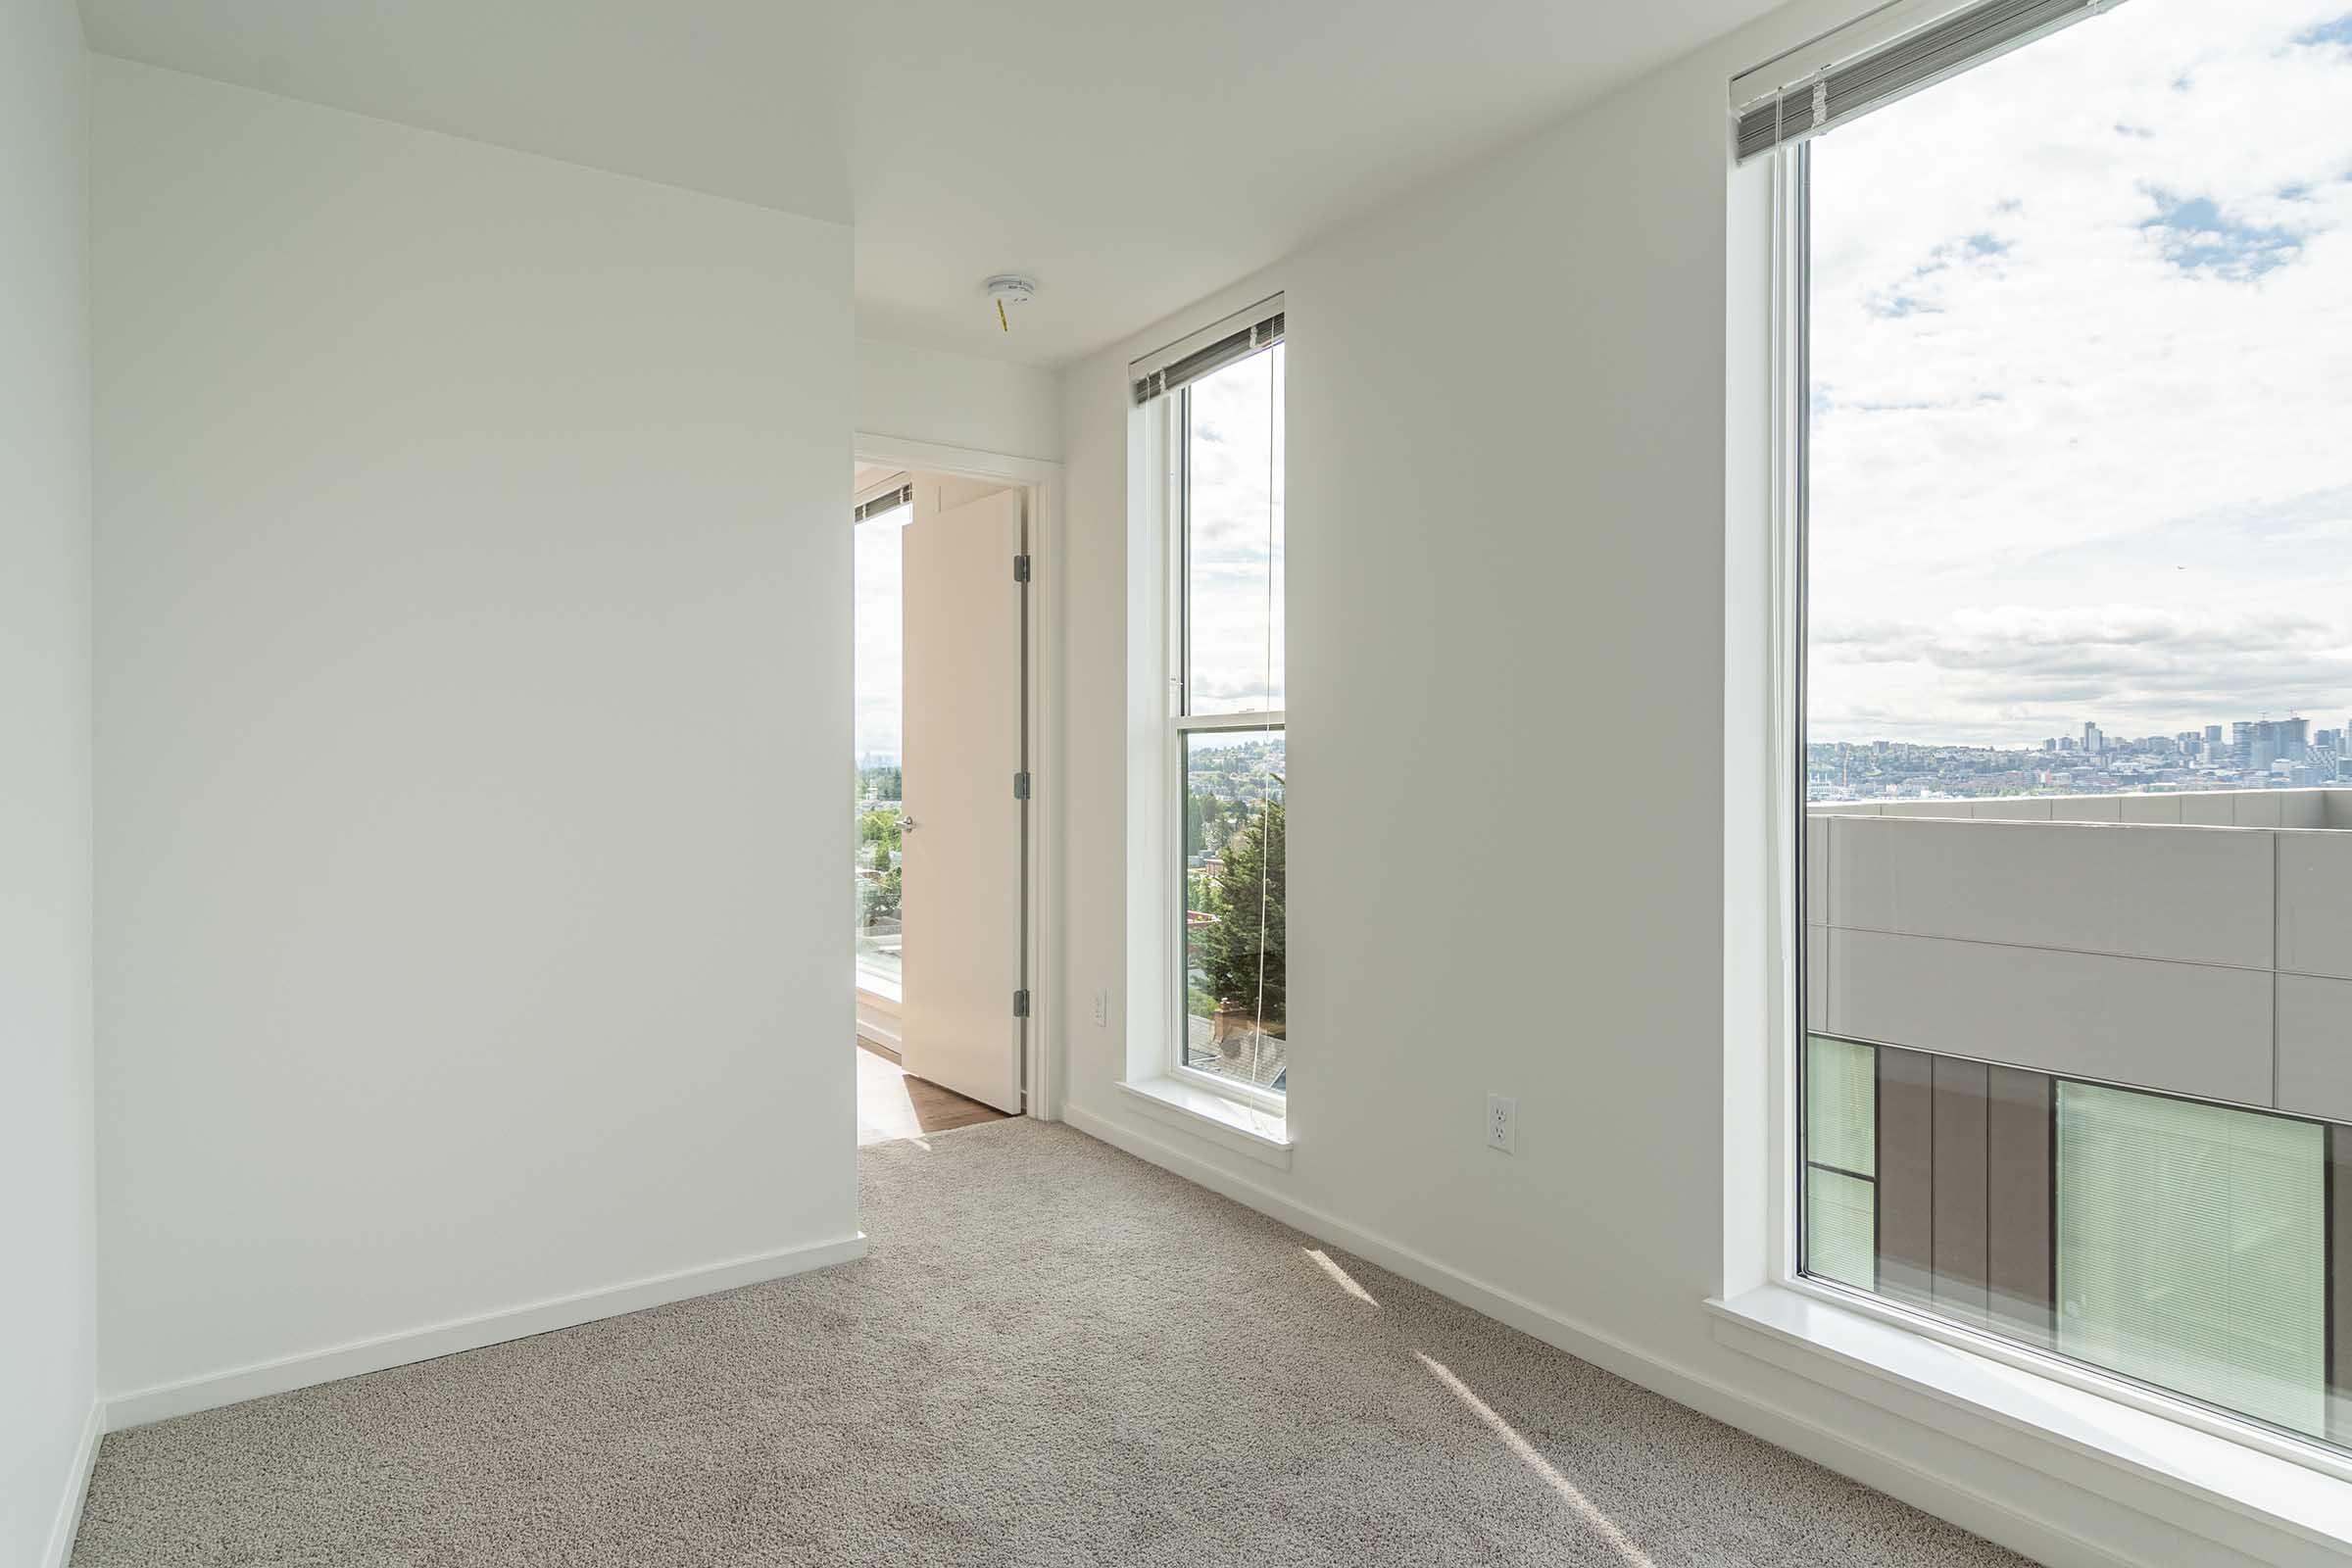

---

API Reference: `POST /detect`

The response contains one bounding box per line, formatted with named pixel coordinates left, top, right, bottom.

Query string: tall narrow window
left=854, top=484, right=910, bottom=996
left=1139, top=304, right=1286, bottom=1101
left=1751, top=0, right=2352, bottom=1456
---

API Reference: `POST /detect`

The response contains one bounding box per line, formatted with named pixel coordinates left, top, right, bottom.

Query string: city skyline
left=1809, top=706, right=2348, bottom=801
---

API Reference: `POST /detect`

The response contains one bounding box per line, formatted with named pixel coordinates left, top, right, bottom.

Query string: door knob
left=898, top=815, right=919, bottom=831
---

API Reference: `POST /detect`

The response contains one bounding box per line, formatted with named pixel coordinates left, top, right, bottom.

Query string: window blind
left=1131, top=299, right=1284, bottom=407
left=1733, top=0, right=2119, bottom=164
left=854, top=482, right=911, bottom=523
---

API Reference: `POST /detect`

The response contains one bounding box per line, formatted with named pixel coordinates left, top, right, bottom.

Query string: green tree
left=1187, top=792, right=1235, bottom=858
left=858, top=808, right=902, bottom=861
left=1199, top=799, right=1284, bottom=1032
left=860, top=866, right=902, bottom=924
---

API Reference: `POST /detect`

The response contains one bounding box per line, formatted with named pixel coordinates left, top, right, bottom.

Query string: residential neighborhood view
left=1182, top=732, right=1286, bottom=1092
left=854, top=761, right=904, bottom=987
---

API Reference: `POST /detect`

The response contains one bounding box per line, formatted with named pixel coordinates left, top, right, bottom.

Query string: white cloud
left=1808, top=0, right=2352, bottom=745
left=1184, top=343, right=1286, bottom=711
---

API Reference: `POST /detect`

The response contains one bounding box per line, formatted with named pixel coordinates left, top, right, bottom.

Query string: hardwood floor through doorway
left=856, top=1039, right=1010, bottom=1145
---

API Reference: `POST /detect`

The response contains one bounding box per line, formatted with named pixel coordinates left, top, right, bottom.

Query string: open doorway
left=853, top=463, right=1033, bottom=1144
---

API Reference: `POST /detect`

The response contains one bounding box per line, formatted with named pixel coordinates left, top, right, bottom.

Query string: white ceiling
left=79, top=0, right=1779, bottom=366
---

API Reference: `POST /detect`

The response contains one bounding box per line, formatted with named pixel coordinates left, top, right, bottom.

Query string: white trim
left=40, top=1398, right=104, bottom=1568
left=1176, top=708, right=1288, bottom=734
left=1113, top=1075, right=1292, bottom=1167
left=1710, top=1285, right=2352, bottom=1563
left=1057, top=1107, right=2168, bottom=1568
left=1170, top=1059, right=1287, bottom=1116
left=1765, top=139, right=1807, bottom=1296
left=853, top=429, right=1066, bottom=1122
left=103, top=1232, right=868, bottom=1430
left=1777, top=1266, right=2352, bottom=1484
left=854, top=432, right=1061, bottom=488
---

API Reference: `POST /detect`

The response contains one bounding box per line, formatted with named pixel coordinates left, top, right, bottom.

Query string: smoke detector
left=984, top=274, right=1037, bottom=332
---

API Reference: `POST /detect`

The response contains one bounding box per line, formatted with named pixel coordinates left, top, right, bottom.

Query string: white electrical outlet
left=1486, top=1094, right=1517, bottom=1154
left=1093, top=989, right=1107, bottom=1027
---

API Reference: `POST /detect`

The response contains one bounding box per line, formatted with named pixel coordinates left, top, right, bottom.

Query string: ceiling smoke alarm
left=984, top=274, right=1037, bottom=332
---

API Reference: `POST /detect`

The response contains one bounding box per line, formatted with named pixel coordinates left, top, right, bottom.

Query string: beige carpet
left=73, top=1119, right=2030, bottom=1566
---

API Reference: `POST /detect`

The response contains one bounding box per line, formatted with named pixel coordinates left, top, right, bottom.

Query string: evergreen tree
left=1200, top=799, right=1284, bottom=1032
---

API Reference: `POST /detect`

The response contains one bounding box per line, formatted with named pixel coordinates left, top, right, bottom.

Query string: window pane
left=1807, top=1035, right=1876, bottom=1176
left=2059, top=1085, right=2328, bottom=1438
left=1806, top=0, right=2352, bottom=775
left=1802, top=1040, right=2343, bottom=1439
left=1185, top=342, right=1284, bottom=715
left=1804, top=1036, right=1879, bottom=1291
left=1183, top=727, right=1285, bottom=1094
left=855, top=504, right=906, bottom=990
left=1797, top=0, right=2352, bottom=1457
left=1805, top=1168, right=1877, bottom=1293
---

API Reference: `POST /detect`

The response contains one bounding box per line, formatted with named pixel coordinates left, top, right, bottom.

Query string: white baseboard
left=42, top=1397, right=104, bottom=1568
left=1061, top=1103, right=2160, bottom=1568
left=104, top=1231, right=869, bottom=1432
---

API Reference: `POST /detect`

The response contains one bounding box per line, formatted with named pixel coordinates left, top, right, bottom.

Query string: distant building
left=2244, top=716, right=2309, bottom=771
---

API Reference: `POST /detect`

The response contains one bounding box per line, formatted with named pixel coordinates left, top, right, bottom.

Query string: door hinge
left=1012, top=770, right=1032, bottom=800
left=1012, top=988, right=1032, bottom=1018
left=1012, top=554, right=1032, bottom=583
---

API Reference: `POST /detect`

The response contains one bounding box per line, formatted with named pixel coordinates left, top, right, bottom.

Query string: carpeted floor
left=73, top=1119, right=2032, bottom=1566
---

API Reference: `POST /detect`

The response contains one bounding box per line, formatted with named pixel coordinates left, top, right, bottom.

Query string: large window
left=1768, top=0, right=2352, bottom=1457
left=1142, top=307, right=1286, bottom=1100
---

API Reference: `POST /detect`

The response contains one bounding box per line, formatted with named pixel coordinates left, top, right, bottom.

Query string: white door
left=898, top=484, right=1025, bottom=1113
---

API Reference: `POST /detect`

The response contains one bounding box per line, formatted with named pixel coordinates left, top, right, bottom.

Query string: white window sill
left=1114, top=1075, right=1292, bottom=1168
left=1708, top=1284, right=2352, bottom=1561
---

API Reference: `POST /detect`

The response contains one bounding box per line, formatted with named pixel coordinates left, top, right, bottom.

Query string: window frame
left=1153, top=362, right=1288, bottom=1113
left=1765, top=126, right=2352, bottom=1486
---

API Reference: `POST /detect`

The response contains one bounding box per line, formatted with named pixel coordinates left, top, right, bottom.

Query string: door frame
left=852, top=431, right=1064, bottom=1123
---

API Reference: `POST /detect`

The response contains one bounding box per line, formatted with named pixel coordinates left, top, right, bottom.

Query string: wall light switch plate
left=1487, top=1094, right=1517, bottom=1154
left=1093, top=989, right=1107, bottom=1027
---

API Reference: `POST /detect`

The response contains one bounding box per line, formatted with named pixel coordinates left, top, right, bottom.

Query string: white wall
left=1049, top=4, right=2301, bottom=1563
left=858, top=336, right=1062, bottom=462
left=92, top=59, right=859, bottom=1410
left=1, top=1, right=99, bottom=1561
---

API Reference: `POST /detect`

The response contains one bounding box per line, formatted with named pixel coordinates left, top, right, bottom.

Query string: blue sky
left=1808, top=0, right=2352, bottom=747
